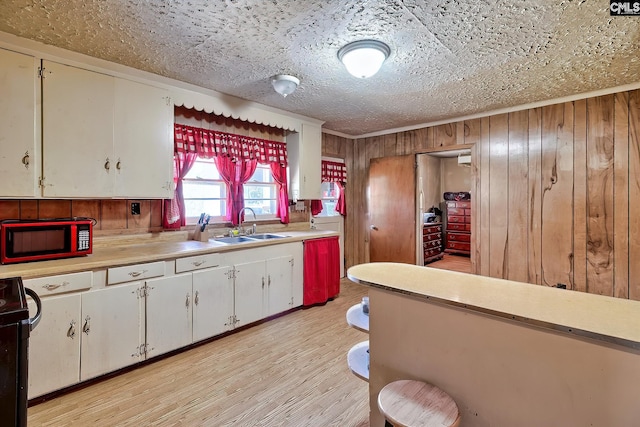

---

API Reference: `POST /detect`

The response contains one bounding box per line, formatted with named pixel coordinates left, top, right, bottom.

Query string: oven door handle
left=25, top=287, right=42, bottom=331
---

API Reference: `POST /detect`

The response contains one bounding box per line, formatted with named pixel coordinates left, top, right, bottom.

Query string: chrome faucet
left=238, top=207, right=257, bottom=235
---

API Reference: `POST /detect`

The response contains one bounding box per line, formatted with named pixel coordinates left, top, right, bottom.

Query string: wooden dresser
left=445, top=201, right=471, bottom=255
left=423, top=222, right=443, bottom=264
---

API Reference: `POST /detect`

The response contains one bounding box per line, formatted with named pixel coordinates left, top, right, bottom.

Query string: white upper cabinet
left=114, top=78, right=173, bottom=198
left=0, top=48, right=39, bottom=197
left=287, top=123, right=322, bottom=200
left=41, top=60, right=173, bottom=198
left=42, top=60, right=116, bottom=197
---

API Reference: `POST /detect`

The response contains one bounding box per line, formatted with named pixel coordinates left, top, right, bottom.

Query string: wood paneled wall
left=324, top=89, right=640, bottom=300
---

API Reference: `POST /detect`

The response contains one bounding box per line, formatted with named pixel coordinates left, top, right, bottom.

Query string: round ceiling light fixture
left=338, top=39, right=391, bottom=79
left=271, top=74, right=300, bottom=97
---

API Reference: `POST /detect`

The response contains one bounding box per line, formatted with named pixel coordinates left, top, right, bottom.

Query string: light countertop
left=348, top=262, right=640, bottom=350
left=0, top=230, right=338, bottom=280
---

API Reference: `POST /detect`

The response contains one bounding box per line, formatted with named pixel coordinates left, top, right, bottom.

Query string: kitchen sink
left=214, top=236, right=256, bottom=244
left=248, top=233, right=287, bottom=240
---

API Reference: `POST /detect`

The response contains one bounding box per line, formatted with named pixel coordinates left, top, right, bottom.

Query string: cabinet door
left=80, top=283, right=145, bottom=381
left=0, top=48, right=39, bottom=197
left=145, top=273, right=193, bottom=358
left=114, top=78, right=173, bottom=198
left=192, top=266, right=234, bottom=342
left=41, top=60, right=115, bottom=197
left=265, top=255, right=294, bottom=317
left=233, top=260, right=265, bottom=327
left=27, top=293, right=81, bottom=399
left=286, top=123, right=322, bottom=200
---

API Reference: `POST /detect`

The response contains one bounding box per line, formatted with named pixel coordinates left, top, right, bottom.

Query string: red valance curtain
left=164, top=124, right=290, bottom=228
left=174, top=124, right=287, bottom=165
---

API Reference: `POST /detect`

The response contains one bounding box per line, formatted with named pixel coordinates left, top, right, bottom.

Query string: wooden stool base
left=378, top=380, right=460, bottom=427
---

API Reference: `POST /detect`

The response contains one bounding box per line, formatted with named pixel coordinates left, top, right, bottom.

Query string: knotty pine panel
left=38, top=200, right=72, bottom=219
left=334, top=88, right=640, bottom=301
left=433, top=123, right=456, bottom=148
left=507, top=110, right=529, bottom=283
left=100, top=200, right=128, bottom=231
left=629, top=90, right=640, bottom=301
left=613, top=92, right=630, bottom=299
left=72, top=200, right=101, bottom=228
left=20, top=200, right=38, bottom=219
left=321, top=133, right=347, bottom=159
left=0, top=200, right=20, bottom=220
left=573, top=100, right=588, bottom=293
left=150, top=200, right=163, bottom=228
left=488, top=114, right=509, bottom=279
left=586, top=95, right=615, bottom=296
left=479, top=116, right=491, bottom=277
left=540, top=102, right=574, bottom=289
left=528, top=108, right=543, bottom=285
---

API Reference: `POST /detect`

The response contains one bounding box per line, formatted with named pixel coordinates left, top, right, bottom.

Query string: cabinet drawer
left=447, top=207, right=465, bottom=216
left=423, top=231, right=441, bottom=242
left=24, top=271, right=92, bottom=297
left=446, top=241, right=471, bottom=252
left=423, top=239, right=441, bottom=249
left=423, top=224, right=442, bottom=234
left=447, top=215, right=466, bottom=223
left=447, top=222, right=471, bottom=232
left=108, top=261, right=165, bottom=285
left=446, top=201, right=470, bottom=209
left=424, top=248, right=442, bottom=259
left=447, top=232, right=471, bottom=242
left=176, top=253, right=221, bottom=273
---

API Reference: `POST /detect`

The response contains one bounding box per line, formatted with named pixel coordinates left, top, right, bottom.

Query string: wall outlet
left=131, top=202, right=141, bottom=215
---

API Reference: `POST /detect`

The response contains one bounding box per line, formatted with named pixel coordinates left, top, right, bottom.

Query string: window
left=317, top=181, right=341, bottom=216
left=182, top=158, right=277, bottom=224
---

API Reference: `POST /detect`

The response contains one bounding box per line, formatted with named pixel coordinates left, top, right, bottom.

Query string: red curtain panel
left=303, top=236, right=340, bottom=306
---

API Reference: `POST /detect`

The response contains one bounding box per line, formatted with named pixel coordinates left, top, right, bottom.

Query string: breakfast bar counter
left=348, top=262, right=640, bottom=427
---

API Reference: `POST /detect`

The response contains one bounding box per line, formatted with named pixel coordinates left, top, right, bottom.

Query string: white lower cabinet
left=27, top=293, right=81, bottom=399
left=192, top=266, right=234, bottom=342
left=145, top=273, right=193, bottom=358
left=80, top=283, right=145, bottom=381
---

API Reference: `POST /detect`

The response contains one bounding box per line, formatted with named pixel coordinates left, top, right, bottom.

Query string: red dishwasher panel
left=303, top=236, right=340, bottom=306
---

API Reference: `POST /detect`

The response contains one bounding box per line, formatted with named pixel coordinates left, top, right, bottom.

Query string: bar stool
left=377, top=379, right=461, bottom=427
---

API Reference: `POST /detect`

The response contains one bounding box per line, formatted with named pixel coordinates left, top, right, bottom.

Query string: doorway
left=417, top=149, right=472, bottom=274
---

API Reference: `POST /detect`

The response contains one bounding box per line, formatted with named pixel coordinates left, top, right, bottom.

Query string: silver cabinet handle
left=82, top=316, right=91, bottom=335
left=186, top=293, right=190, bottom=308
left=43, top=281, right=69, bottom=291
left=104, top=158, right=111, bottom=171
left=22, top=151, right=30, bottom=169
left=192, top=260, right=205, bottom=267
left=262, top=277, right=265, bottom=289
left=268, top=275, right=271, bottom=287
left=67, top=320, right=76, bottom=339
left=128, top=270, right=148, bottom=278
left=116, top=158, right=121, bottom=170
left=194, top=290, right=200, bottom=306
left=370, top=225, right=379, bottom=230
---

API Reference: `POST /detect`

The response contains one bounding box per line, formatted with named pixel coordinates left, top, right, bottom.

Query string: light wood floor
left=28, top=279, right=370, bottom=427
left=427, top=253, right=472, bottom=274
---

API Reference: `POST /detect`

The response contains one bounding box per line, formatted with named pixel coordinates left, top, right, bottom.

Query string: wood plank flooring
left=427, top=254, right=472, bottom=274
left=28, top=279, right=370, bottom=427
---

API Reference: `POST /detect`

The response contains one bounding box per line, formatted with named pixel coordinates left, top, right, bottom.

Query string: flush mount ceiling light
left=271, top=74, right=300, bottom=97
left=338, top=39, right=391, bottom=79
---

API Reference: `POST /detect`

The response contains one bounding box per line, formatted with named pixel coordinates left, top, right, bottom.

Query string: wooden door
left=369, top=155, right=417, bottom=264
left=80, top=283, right=145, bottom=381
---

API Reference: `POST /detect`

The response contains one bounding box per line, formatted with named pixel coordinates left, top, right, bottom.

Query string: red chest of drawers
left=445, top=201, right=471, bottom=256
left=423, top=222, right=443, bottom=264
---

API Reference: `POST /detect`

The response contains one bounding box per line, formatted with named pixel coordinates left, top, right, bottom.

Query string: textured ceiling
left=1, top=0, right=638, bottom=136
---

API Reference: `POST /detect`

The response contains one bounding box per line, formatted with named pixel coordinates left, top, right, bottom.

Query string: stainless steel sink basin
left=214, top=236, right=256, bottom=244
left=248, top=233, right=287, bottom=240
